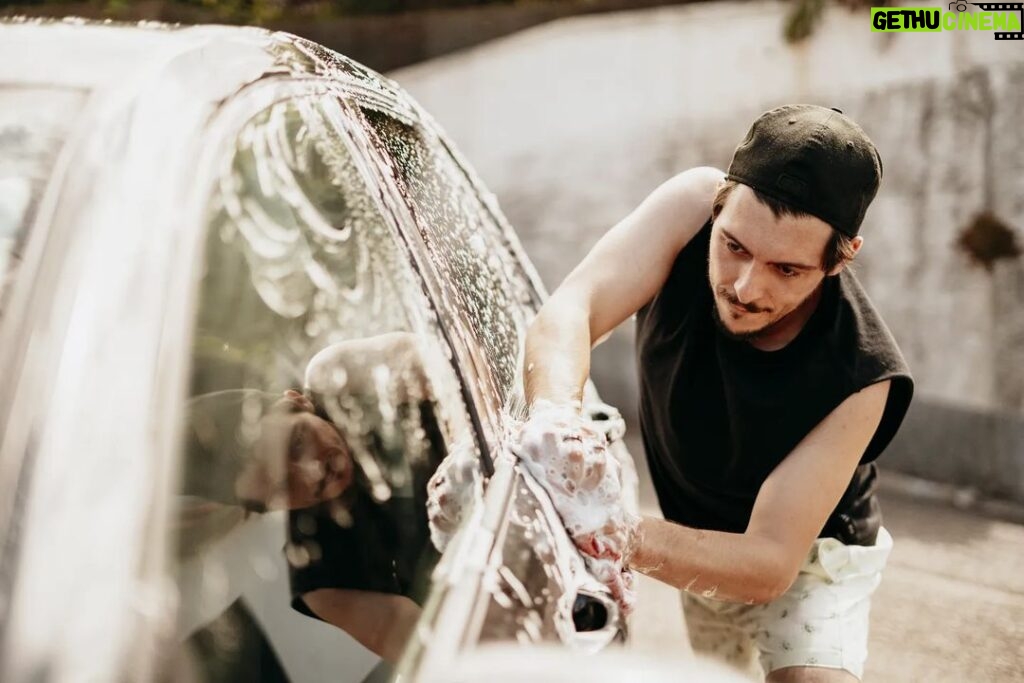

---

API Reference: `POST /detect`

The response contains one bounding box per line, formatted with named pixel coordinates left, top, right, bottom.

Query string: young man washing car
left=517, top=105, right=913, bottom=681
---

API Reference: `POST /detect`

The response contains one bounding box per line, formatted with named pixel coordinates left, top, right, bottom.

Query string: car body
left=0, top=18, right=638, bottom=683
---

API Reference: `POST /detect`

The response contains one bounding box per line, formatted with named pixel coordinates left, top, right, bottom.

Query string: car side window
left=359, top=108, right=538, bottom=420
left=172, top=94, right=479, bottom=682
left=0, top=86, right=86, bottom=319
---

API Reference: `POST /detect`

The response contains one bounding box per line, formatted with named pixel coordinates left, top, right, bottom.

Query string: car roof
left=0, top=18, right=408, bottom=110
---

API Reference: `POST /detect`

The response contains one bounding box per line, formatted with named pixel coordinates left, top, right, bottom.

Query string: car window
left=0, top=86, right=86, bottom=318
left=359, top=108, right=538, bottom=421
left=171, top=94, right=480, bottom=683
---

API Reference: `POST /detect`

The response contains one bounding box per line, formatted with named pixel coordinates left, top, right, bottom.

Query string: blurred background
left=3, top=0, right=1022, bottom=680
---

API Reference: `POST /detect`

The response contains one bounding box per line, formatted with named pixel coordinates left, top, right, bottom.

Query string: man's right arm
left=523, top=166, right=723, bottom=409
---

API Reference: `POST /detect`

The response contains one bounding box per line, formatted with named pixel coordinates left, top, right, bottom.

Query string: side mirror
left=583, top=401, right=626, bottom=442
left=571, top=591, right=610, bottom=632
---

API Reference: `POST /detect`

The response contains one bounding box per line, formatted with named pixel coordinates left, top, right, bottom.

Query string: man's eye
left=726, top=240, right=742, bottom=254
left=777, top=265, right=798, bottom=278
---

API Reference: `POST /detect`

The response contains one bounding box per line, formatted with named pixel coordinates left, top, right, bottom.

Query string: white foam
left=510, top=400, right=638, bottom=613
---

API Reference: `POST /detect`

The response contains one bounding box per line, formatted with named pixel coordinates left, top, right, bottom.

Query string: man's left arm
left=627, top=380, right=891, bottom=604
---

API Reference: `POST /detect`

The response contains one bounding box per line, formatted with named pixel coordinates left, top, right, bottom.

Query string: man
left=519, top=104, right=913, bottom=681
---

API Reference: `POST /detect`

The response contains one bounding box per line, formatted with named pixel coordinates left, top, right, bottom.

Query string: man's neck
left=747, top=281, right=826, bottom=352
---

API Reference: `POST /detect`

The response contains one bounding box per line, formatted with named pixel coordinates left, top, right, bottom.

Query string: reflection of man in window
left=286, top=333, right=444, bottom=663
left=229, top=389, right=353, bottom=512
left=181, top=333, right=445, bottom=664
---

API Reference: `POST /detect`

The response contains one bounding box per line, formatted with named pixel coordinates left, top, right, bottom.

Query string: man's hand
left=425, top=436, right=481, bottom=552
left=511, top=400, right=639, bottom=613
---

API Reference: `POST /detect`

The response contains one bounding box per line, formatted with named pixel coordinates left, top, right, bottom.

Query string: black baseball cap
left=726, top=104, right=883, bottom=237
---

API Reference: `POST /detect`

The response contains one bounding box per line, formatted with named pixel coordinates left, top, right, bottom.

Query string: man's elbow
left=747, top=574, right=796, bottom=605
left=529, top=291, right=590, bottom=337
left=745, top=553, right=799, bottom=605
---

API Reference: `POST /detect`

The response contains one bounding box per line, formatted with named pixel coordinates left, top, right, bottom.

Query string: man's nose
left=733, top=262, right=766, bottom=305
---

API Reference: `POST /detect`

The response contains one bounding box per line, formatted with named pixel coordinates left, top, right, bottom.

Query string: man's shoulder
left=638, top=167, right=720, bottom=268
left=660, top=166, right=723, bottom=217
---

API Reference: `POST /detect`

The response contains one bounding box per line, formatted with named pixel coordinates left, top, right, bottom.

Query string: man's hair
left=711, top=179, right=857, bottom=273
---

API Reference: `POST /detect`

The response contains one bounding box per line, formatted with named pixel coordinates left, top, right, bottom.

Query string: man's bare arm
left=523, top=166, right=723, bottom=408
left=302, top=588, right=420, bottom=662
left=628, top=380, right=892, bottom=604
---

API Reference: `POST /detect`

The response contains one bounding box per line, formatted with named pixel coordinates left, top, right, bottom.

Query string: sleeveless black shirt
left=635, top=220, right=913, bottom=546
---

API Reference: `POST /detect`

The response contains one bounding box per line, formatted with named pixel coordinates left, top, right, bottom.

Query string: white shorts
left=682, top=527, right=893, bottom=681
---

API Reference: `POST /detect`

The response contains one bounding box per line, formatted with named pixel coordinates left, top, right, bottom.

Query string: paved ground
left=623, top=433, right=1024, bottom=682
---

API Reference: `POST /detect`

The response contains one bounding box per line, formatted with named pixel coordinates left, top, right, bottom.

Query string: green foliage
left=783, top=0, right=893, bottom=43
left=167, top=0, right=286, bottom=23
left=3, top=0, right=520, bottom=20
left=6, top=0, right=520, bottom=16
left=783, top=0, right=825, bottom=43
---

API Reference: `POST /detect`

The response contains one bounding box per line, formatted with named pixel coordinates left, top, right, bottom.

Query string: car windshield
left=172, top=94, right=481, bottom=682
left=0, top=86, right=86, bottom=318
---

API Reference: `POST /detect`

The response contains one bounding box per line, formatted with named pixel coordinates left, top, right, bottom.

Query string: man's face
left=708, top=184, right=836, bottom=342
left=235, top=391, right=353, bottom=511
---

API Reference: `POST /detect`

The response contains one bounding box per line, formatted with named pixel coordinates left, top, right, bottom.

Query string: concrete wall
left=390, top=2, right=1024, bottom=501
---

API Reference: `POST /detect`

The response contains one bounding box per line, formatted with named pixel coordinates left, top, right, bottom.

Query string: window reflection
left=173, top=95, right=480, bottom=682
left=287, top=333, right=444, bottom=662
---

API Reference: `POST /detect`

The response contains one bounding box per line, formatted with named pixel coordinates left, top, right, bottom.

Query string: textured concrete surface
left=624, top=432, right=1024, bottom=682
left=391, top=1, right=1024, bottom=500
left=867, top=494, right=1024, bottom=682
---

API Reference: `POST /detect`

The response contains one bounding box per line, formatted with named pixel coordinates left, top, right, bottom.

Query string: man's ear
left=826, top=235, right=864, bottom=277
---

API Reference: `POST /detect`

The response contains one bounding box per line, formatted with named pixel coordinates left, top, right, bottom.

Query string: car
left=0, top=17, right=638, bottom=683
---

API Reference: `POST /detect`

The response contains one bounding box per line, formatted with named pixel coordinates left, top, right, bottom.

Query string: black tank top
left=635, top=220, right=913, bottom=545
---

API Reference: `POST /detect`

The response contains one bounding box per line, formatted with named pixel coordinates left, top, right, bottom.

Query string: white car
left=0, top=17, right=642, bottom=683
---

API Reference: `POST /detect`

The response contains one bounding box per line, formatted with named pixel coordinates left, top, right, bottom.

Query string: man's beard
left=711, top=286, right=811, bottom=343
left=711, top=295, right=773, bottom=342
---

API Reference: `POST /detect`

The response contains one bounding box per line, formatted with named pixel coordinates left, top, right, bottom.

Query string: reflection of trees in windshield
left=206, top=98, right=410, bottom=335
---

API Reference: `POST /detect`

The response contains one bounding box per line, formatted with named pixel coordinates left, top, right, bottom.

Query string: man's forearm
left=629, top=516, right=795, bottom=605
left=304, top=589, right=420, bottom=663
left=523, top=295, right=593, bottom=409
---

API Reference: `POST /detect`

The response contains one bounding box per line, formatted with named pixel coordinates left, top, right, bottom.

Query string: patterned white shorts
left=682, top=527, right=893, bottom=681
